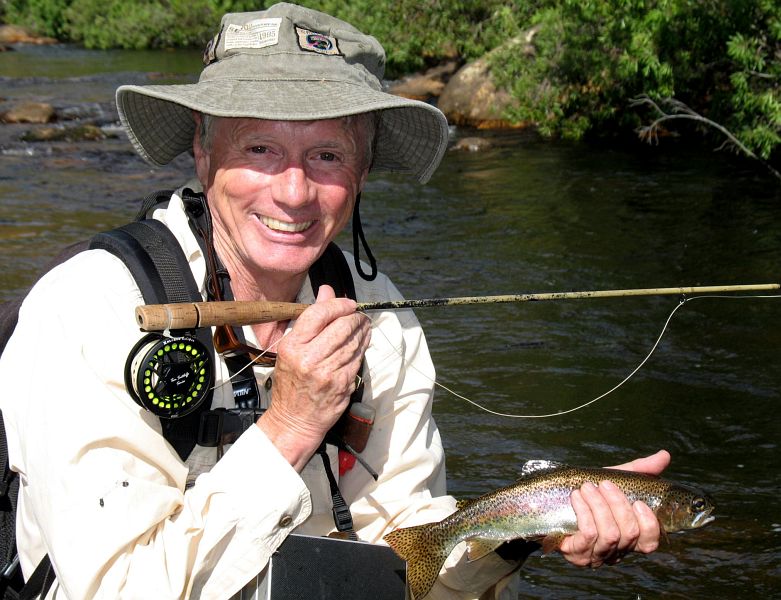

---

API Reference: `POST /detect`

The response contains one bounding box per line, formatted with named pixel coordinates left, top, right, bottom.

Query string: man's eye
left=250, top=146, right=268, bottom=154
left=319, top=152, right=337, bottom=162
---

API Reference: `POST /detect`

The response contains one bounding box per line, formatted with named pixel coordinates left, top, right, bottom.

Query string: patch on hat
left=296, top=26, right=341, bottom=56
left=202, top=27, right=222, bottom=65
left=224, top=18, right=282, bottom=50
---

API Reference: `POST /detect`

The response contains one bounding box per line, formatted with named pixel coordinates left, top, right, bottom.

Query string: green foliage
left=491, top=0, right=678, bottom=139
left=294, top=0, right=518, bottom=78
left=3, top=0, right=72, bottom=39
left=60, top=0, right=215, bottom=49
left=489, top=0, right=780, bottom=159
left=723, top=1, right=781, bottom=160
left=2, top=0, right=779, bottom=159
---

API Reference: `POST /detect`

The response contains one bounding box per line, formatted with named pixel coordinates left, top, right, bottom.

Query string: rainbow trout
left=383, top=460, right=715, bottom=600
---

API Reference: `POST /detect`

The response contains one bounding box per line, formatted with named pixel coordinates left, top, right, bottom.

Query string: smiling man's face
left=194, top=116, right=370, bottom=283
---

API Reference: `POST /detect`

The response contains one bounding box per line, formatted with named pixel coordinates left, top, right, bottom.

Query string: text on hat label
left=224, top=18, right=282, bottom=50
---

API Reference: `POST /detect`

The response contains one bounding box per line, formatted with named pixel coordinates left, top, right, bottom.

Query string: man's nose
left=273, top=162, right=314, bottom=208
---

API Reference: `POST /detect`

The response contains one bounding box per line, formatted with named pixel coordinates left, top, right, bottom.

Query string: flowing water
left=2, top=44, right=780, bottom=598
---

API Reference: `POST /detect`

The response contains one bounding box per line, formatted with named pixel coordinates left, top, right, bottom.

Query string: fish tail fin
left=384, top=523, right=453, bottom=600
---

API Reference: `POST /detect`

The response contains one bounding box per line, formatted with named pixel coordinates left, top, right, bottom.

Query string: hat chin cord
left=352, top=192, right=377, bottom=281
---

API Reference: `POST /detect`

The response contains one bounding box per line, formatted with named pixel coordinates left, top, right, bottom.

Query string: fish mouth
left=692, top=512, right=716, bottom=528
left=259, top=215, right=315, bottom=233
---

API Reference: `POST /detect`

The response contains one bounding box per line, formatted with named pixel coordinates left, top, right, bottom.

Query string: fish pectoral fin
left=540, top=533, right=566, bottom=555
left=465, top=538, right=504, bottom=562
left=659, top=522, right=670, bottom=546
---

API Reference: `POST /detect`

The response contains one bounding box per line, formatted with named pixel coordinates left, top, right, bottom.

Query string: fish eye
left=692, top=497, right=707, bottom=511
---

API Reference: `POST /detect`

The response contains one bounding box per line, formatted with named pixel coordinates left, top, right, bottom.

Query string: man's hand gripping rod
left=135, top=283, right=780, bottom=331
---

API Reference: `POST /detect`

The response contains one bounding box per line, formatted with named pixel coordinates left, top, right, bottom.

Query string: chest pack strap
left=308, top=243, right=366, bottom=539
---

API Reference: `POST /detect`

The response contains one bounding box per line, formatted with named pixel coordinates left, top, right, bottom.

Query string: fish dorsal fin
left=519, top=459, right=567, bottom=479
left=465, top=538, right=504, bottom=562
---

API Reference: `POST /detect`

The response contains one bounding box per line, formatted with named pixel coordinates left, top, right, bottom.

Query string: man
left=0, top=3, right=668, bottom=598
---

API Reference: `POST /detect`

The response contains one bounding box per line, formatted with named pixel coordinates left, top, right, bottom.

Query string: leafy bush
left=3, top=0, right=72, bottom=39
left=489, top=0, right=780, bottom=159
left=294, top=0, right=519, bottom=78
left=61, top=0, right=215, bottom=49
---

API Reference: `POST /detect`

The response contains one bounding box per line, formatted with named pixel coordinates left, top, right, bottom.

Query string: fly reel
left=125, top=333, right=213, bottom=419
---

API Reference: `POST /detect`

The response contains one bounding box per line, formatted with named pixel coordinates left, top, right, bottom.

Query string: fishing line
left=209, top=332, right=288, bottom=393
left=361, top=293, right=781, bottom=419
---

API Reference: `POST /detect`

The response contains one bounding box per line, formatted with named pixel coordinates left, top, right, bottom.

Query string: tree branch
left=630, top=95, right=781, bottom=183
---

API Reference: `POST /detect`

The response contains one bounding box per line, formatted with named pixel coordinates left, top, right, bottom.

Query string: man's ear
left=192, top=111, right=209, bottom=184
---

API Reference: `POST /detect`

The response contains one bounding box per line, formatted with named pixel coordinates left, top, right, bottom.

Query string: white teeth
left=260, top=216, right=314, bottom=232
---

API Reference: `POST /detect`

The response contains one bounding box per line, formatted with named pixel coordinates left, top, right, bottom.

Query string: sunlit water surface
left=1, top=44, right=779, bottom=598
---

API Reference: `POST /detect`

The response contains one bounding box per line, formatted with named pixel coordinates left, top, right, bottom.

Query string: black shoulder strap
left=309, top=242, right=365, bottom=411
left=308, top=242, right=357, bottom=301
left=90, top=219, right=214, bottom=461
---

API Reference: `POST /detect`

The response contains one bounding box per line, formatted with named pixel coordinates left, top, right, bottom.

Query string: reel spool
left=125, top=333, right=213, bottom=419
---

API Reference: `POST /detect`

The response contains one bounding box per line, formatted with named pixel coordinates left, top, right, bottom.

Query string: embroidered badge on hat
left=224, top=18, right=282, bottom=50
left=202, top=30, right=221, bottom=65
left=296, top=26, right=341, bottom=56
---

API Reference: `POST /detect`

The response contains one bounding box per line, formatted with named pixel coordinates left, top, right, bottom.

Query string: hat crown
left=115, top=3, right=448, bottom=183
left=201, top=3, right=386, bottom=88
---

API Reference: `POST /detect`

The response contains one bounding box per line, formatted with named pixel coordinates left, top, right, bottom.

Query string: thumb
left=315, top=284, right=337, bottom=302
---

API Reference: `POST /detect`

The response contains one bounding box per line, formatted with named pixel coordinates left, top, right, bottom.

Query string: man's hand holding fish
left=559, top=449, right=671, bottom=568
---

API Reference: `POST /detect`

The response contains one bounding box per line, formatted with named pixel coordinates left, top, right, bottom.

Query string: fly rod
left=135, top=283, right=779, bottom=332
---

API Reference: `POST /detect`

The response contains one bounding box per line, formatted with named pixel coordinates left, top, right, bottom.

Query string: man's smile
left=258, top=215, right=315, bottom=233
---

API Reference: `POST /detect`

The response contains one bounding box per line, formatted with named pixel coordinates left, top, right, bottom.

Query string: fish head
left=656, top=483, right=715, bottom=532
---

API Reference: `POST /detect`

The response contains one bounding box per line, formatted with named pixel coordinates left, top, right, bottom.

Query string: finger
left=307, top=309, right=371, bottom=369
left=632, top=501, right=661, bottom=554
left=597, top=480, right=640, bottom=560
left=559, top=487, right=598, bottom=567
left=578, top=481, right=622, bottom=567
left=316, top=284, right=336, bottom=302
left=608, top=450, right=671, bottom=475
left=289, top=292, right=358, bottom=343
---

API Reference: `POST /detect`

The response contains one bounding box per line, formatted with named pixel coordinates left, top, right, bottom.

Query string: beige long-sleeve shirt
left=0, top=188, right=520, bottom=599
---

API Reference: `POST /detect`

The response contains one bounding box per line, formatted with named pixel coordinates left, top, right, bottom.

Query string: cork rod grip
left=135, top=301, right=309, bottom=331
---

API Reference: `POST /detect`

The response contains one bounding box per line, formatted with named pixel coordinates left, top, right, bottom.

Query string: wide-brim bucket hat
left=116, top=2, right=449, bottom=183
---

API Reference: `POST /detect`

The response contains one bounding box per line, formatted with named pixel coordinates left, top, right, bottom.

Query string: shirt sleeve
left=340, top=274, right=521, bottom=600
left=0, top=250, right=311, bottom=599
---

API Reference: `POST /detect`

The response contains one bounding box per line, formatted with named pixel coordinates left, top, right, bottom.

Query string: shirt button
left=278, top=514, right=293, bottom=527
left=264, top=377, right=273, bottom=390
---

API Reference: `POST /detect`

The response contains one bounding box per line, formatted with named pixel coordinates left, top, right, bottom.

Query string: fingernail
left=599, top=480, right=618, bottom=492
left=582, top=481, right=597, bottom=492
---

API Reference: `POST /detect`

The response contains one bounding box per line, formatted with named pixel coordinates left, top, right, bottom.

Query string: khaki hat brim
left=116, top=80, right=449, bottom=184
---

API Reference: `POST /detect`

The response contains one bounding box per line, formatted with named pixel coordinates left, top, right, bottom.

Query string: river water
left=1, top=44, right=780, bottom=598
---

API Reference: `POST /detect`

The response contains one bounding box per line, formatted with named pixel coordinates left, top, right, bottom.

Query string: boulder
left=438, top=28, right=539, bottom=129
left=20, top=124, right=109, bottom=142
left=0, top=25, right=58, bottom=45
left=449, top=137, right=493, bottom=152
left=1, top=102, right=55, bottom=124
left=388, top=60, right=460, bottom=102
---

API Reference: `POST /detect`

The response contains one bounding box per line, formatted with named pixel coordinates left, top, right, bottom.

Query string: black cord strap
left=317, top=446, right=357, bottom=540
